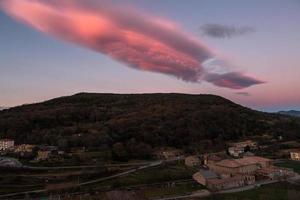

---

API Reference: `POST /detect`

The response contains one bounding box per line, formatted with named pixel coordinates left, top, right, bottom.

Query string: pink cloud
left=0, top=0, right=264, bottom=89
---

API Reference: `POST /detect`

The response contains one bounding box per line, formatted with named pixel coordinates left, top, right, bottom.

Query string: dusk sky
left=0, top=0, right=299, bottom=111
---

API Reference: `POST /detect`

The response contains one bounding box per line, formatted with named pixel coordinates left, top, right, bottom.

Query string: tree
left=112, top=142, right=128, bottom=161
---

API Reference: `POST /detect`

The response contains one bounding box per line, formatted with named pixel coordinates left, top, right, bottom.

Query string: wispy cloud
left=200, top=23, right=255, bottom=39
left=235, top=92, right=251, bottom=97
left=0, top=0, right=263, bottom=89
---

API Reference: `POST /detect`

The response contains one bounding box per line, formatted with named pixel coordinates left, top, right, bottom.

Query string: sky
left=0, top=0, right=299, bottom=112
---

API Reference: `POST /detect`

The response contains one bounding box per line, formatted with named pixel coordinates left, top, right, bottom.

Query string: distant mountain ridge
left=278, top=110, right=300, bottom=117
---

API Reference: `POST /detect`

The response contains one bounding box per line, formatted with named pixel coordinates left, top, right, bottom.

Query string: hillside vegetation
left=0, top=93, right=299, bottom=159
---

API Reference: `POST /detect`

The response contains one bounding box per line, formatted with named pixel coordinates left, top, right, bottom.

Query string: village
left=1, top=137, right=300, bottom=199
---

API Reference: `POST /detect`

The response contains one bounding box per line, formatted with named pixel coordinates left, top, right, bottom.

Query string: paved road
left=79, top=160, right=162, bottom=186
left=0, top=189, right=46, bottom=199
left=287, top=173, right=300, bottom=184
left=22, top=161, right=157, bottom=170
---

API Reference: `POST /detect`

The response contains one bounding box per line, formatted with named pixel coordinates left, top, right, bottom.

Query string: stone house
left=37, top=150, right=52, bottom=161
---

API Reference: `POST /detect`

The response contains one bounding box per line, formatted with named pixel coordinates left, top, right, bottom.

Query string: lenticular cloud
left=0, top=0, right=264, bottom=89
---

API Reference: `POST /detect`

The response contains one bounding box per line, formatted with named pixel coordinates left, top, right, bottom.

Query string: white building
left=228, top=147, right=244, bottom=157
left=0, top=139, right=14, bottom=151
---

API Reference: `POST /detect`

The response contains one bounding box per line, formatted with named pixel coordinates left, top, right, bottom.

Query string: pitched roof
left=215, top=156, right=271, bottom=168
left=196, top=169, right=218, bottom=179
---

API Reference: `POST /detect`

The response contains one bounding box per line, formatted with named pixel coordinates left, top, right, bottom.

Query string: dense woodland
left=0, top=93, right=299, bottom=160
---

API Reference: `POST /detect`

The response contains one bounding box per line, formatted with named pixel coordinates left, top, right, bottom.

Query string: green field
left=274, top=160, right=300, bottom=173
left=202, top=182, right=300, bottom=200
left=143, top=182, right=203, bottom=199
left=90, top=162, right=200, bottom=189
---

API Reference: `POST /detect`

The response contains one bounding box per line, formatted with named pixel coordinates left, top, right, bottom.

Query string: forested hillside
left=0, top=93, right=299, bottom=158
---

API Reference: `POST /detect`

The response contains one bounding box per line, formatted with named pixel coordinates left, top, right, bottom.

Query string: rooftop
left=215, top=156, right=271, bottom=168
left=196, top=169, right=218, bottom=179
left=229, top=140, right=256, bottom=146
left=291, top=151, right=300, bottom=154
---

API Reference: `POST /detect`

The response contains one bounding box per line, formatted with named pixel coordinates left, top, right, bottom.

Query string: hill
left=278, top=110, right=300, bottom=117
left=0, top=93, right=299, bottom=159
left=0, top=107, right=8, bottom=111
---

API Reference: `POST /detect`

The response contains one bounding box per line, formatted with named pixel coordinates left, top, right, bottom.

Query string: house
left=228, top=147, right=244, bottom=157
left=36, top=150, right=65, bottom=162
left=227, top=140, right=258, bottom=158
left=207, top=156, right=271, bottom=176
left=14, top=144, right=35, bottom=153
left=193, top=169, right=255, bottom=191
left=36, top=150, right=52, bottom=161
left=36, top=145, right=60, bottom=161
left=154, top=148, right=183, bottom=160
left=193, top=169, right=218, bottom=186
left=0, top=139, right=14, bottom=151
left=290, top=151, right=300, bottom=161
left=185, top=156, right=200, bottom=167
left=229, top=140, right=257, bottom=149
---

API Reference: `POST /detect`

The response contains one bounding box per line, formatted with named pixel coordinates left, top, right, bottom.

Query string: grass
left=274, top=160, right=300, bottom=173
left=143, top=182, right=204, bottom=199
left=0, top=185, right=44, bottom=195
left=202, top=182, right=300, bottom=200
left=89, top=162, right=199, bottom=189
left=0, top=162, right=201, bottom=197
left=79, top=150, right=112, bottom=161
